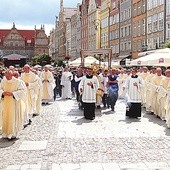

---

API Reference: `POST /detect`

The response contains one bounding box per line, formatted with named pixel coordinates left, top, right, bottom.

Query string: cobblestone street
left=0, top=98, right=170, bottom=170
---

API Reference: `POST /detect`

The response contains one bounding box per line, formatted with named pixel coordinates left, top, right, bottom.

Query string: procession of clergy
left=0, top=64, right=170, bottom=140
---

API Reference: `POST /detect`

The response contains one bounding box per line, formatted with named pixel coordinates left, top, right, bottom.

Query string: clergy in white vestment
left=60, top=67, right=73, bottom=99
left=79, top=67, right=99, bottom=120
left=139, top=67, right=149, bottom=107
left=157, top=69, right=170, bottom=120
left=0, top=70, right=26, bottom=139
left=93, top=68, right=104, bottom=108
left=31, top=69, right=43, bottom=115
left=20, top=64, right=39, bottom=125
left=40, top=65, right=55, bottom=104
left=12, top=71, right=28, bottom=127
left=145, top=68, right=157, bottom=112
left=150, top=68, right=164, bottom=115
left=165, top=79, right=170, bottom=128
left=125, top=69, right=144, bottom=118
left=118, top=70, right=126, bottom=99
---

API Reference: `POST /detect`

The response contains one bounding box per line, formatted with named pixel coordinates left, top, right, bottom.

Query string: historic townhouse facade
left=0, top=23, right=49, bottom=59
left=147, top=0, right=165, bottom=50
left=53, top=17, right=59, bottom=61
left=100, top=0, right=110, bottom=49
left=81, top=0, right=89, bottom=50
left=70, top=4, right=81, bottom=59
left=55, top=0, right=170, bottom=62
left=58, top=0, right=77, bottom=60
left=109, top=0, right=120, bottom=58
left=132, top=0, right=147, bottom=58
left=119, top=0, right=132, bottom=57
left=166, top=0, right=170, bottom=40
left=34, top=25, right=49, bottom=56
left=88, top=0, right=101, bottom=50
left=49, top=29, right=55, bottom=58
left=65, top=18, right=72, bottom=58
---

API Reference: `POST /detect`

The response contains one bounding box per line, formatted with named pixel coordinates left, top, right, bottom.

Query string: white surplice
left=60, top=71, right=73, bottom=99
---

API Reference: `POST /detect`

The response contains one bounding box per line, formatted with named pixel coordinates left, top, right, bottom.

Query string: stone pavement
left=0, top=98, right=170, bottom=170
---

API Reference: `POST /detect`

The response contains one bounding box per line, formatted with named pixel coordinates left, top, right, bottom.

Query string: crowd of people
left=0, top=64, right=170, bottom=140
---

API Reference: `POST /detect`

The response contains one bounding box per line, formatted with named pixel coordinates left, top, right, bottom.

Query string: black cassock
left=125, top=75, right=143, bottom=118
left=83, top=103, right=95, bottom=120
left=126, top=102, right=141, bottom=118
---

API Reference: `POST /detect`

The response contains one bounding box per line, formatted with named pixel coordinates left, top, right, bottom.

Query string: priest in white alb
left=0, top=70, right=26, bottom=139
left=60, top=67, right=73, bottom=99
left=40, top=65, right=55, bottom=104
left=157, top=69, right=170, bottom=120
left=21, top=64, right=39, bottom=125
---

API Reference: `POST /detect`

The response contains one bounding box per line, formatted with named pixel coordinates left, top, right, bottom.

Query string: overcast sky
left=0, top=0, right=81, bottom=35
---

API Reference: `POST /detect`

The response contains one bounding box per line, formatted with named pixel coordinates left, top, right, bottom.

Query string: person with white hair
left=20, top=64, right=39, bottom=125
left=60, top=66, right=73, bottom=99
left=40, top=65, right=55, bottom=104
left=0, top=70, right=26, bottom=139
left=150, top=68, right=164, bottom=116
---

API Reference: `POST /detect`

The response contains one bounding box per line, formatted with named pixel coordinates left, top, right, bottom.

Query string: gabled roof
left=0, top=29, right=42, bottom=41
left=18, top=30, right=35, bottom=40
left=0, top=30, right=10, bottom=40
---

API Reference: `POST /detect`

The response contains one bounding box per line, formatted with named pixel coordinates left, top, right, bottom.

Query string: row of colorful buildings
left=49, top=0, right=170, bottom=64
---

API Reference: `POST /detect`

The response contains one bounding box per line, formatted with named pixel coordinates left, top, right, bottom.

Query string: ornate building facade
left=0, top=23, right=49, bottom=59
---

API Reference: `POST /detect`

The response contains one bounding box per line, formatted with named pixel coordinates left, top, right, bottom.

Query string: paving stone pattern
left=0, top=98, right=170, bottom=170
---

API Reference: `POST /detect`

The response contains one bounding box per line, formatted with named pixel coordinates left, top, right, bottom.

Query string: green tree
left=31, top=54, right=51, bottom=66
left=57, top=59, right=65, bottom=67
left=164, top=40, right=170, bottom=48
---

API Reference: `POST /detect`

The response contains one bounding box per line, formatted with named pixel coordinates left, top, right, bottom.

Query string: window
left=158, top=36, right=164, bottom=48
left=128, top=25, right=131, bottom=36
left=128, top=8, right=131, bottom=18
left=121, top=28, right=123, bottom=37
left=153, top=37, right=158, bottom=49
left=153, top=14, right=158, bottom=32
left=125, top=42, right=127, bottom=50
left=147, top=16, right=152, bottom=33
left=167, top=2, right=170, bottom=15
left=125, top=27, right=127, bottom=36
left=138, top=20, right=141, bottom=36
left=133, top=4, right=137, bottom=17
left=168, top=30, right=170, bottom=39
left=128, top=41, right=131, bottom=50
left=116, top=44, right=119, bottom=53
left=138, top=40, right=141, bottom=51
left=133, top=41, right=137, bottom=51
left=142, top=0, right=146, bottom=13
left=142, top=19, right=146, bottom=35
left=137, top=2, right=141, bottom=15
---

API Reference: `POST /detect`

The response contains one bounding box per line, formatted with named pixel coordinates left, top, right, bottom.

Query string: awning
left=117, top=55, right=130, bottom=59
left=138, top=49, right=158, bottom=57
left=3, top=54, right=28, bottom=60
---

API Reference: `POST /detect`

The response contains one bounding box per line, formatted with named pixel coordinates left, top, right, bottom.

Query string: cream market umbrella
left=84, top=56, right=99, bottom=66
left=69, top=58, right=81, bottom=67
left=130, top=56, right=149, bottom=66
left=147, top=48, right=170, bottom=66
